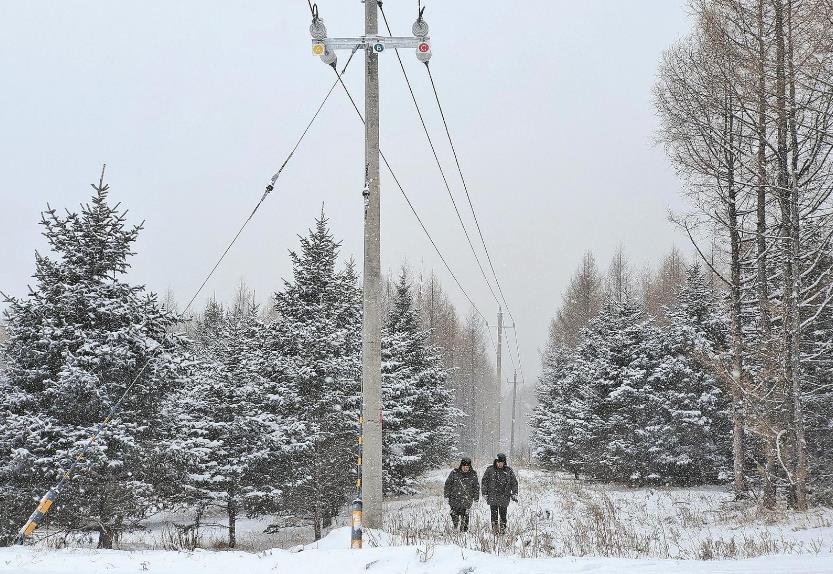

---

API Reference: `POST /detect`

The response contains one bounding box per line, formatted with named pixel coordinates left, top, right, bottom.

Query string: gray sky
left=0, top=1, right=692, bottom=385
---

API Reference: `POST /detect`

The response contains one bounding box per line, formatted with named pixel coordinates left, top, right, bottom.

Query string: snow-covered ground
left=2, top=527, right=832, bottom=574
left=3, top=465, right=833, bottom=573
left=381, top=467, right=833, bottom=560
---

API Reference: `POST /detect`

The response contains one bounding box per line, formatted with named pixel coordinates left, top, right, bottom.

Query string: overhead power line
left=378, top=3, right=501, bottom=310
left=330, top=66, right=496, bottom=350
left=377, top=2, right=526, bottom=385
left=423, top=62, right=527, bottom=385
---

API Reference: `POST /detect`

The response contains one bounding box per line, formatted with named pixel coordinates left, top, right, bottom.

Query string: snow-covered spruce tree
left=583, top=299, right=657, bottom=483
left=531, top=340, right=589, bottom=479
left=647, top=264, right=732, bottom=485
left=261, top=211, right=362, bottom=540
left=162, top=298, right=287, bottom=548
left=531, top=302, right=622, bottom=480
left=0, top=177, right=186, bottom=547
left=381, top=270, right=456, bottom=495
left=532, top=270, right=734, bottom=486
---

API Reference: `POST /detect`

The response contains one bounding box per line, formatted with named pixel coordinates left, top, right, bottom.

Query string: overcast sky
left=0, top=1, right=693, bottom=385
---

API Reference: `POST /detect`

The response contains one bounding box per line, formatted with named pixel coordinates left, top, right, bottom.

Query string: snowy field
left=2, top=530, right=832, bottom=574
left=3, top=466, right=833, bottom=573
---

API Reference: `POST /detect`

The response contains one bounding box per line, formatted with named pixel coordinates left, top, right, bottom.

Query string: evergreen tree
left=531, top=341, right=589, bottom=479
left=381, top=270, right=456, bottom=495
left=0, top=180, right=186, bottom=547
left=261, top=211, right=362, bottom=540
left=583, top=299, right=652, bottom=482
left=162, top=299, right=286, bottom=548
left=532, top=271, right=733, bottom=487
left=649, top=264, right=732, bottom=484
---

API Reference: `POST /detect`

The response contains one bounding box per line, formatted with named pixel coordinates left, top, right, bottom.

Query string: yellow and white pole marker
left=351, top=415, right=363, bottom=549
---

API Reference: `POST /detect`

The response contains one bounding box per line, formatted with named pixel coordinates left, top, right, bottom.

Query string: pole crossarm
left=313, top=36, right=429, bottom=52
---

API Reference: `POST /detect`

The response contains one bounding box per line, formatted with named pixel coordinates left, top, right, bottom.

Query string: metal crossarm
left=313, top=35, right=429, bottom=53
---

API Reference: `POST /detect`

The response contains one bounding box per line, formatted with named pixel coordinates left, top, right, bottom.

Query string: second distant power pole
left=494, top=310, right=515, bottom=454
left=496, top=308, right=503, bottom=452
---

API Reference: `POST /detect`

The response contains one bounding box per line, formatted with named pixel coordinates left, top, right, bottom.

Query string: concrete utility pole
left=496, top=308, right=503, bottom=452
left=362, top=0, right=383, bottom=532
left=509, top=370, right=518, bottom=459
left=309, top=2, right=432, bottom=534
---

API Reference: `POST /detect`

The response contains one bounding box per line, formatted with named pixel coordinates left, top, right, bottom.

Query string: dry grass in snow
left=380, top=465, right=833, bottom=560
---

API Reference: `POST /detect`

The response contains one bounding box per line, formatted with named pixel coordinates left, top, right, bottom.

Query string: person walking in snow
left=481, top=452, right=518, bottom=534
left=444, top=457, right=479, bottom=532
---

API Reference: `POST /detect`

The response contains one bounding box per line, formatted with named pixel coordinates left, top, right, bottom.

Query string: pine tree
left=261, top=211, right=362, bottom=540
left=162, top=299, right=286, bottom=548
left=531, top=341, right=589, bottom=478
left=649, top=264, right=732, bottom=485
left=381, top=270, right=456, bottom=495
left=585, top=299, right=653, bottom=482
left=0, top=178, right=186, bottom=547
left=532, top=265, right=734, bottom=487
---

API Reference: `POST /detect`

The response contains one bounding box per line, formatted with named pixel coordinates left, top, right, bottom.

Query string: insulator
left=310, top=18, right=327, bottom=40
left=415, top=42, right=432, bottom=63
left=412, top=19, right=429, bottom=38
left=320, top=46, right=337, bottom=66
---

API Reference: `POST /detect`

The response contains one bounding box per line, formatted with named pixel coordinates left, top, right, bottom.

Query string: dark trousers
left=450, top=507, right=470, bottom=532
left=490, top=505, right=508, bottom=533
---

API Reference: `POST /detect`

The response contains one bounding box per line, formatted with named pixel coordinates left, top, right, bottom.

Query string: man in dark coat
left=443, top=457, right=479, bottom=532
left=481, top=452, right=518, bottom=534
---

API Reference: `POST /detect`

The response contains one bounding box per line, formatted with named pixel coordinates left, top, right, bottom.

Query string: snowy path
left=381, top=466, right=833, bottom=561
left=3, top=466, right=833, bottom=573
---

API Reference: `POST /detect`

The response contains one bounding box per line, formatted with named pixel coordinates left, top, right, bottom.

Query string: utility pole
left=496, top=308, right=503, bottom=452
left=492, top=316, right=516, bottom=456
left=309, top=2, right=432, bottom=535
left=509, top=370, right=518, bottom=459
left=362, top=0, right=383, bottom=532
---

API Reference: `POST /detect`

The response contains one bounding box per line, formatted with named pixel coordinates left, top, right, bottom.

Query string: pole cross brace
left=313, top=35, right=429, bottom=54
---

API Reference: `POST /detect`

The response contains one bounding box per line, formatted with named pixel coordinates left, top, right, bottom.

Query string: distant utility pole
left=509, top=370, right=518, bottom=459
left=496, top=308, right=503, bottom=452
left=493, top=314, right=516, bottom=455
left=309, top=1, right=432, bottom=533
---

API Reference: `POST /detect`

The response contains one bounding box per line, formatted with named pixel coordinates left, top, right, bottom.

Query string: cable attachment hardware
left=310, top=7, right=326, bottom=40
left=412, top=7, right=429, bottom=37
left=412, top=5, right=431, bottom=62
left=309, top=5, right=336, bottom=67
left=363, top=166, right=371, bottom=214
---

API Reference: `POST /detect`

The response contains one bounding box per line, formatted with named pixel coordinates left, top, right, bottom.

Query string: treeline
left=654, top=0, right=833, bottom=509
left=532, top=249, right=735, bottom=485
left=0, top=185, right=492, bottom=547
left=381, top=270, right=498, bottom=460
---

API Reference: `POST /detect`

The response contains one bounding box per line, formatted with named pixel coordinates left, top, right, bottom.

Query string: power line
left=185, top=49, right=359, bottom=313
left=377, top=3, right=501, bottom=310
left=330, top=66, right=496, bottom=346
left=378, top=2, right=526, bottom=385
left=423, top=62, right=527, bottom=384
left=15, top=50, right=360, bottom=545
